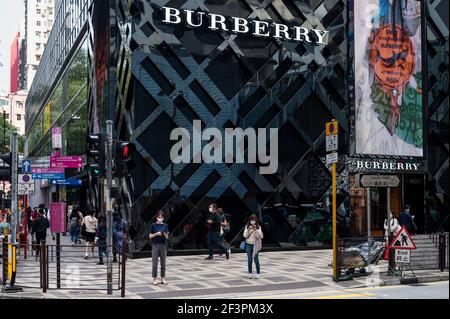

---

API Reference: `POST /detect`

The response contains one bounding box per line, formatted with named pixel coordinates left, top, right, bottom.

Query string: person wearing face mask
left=205, top=203, right=230, bottom=260
left=149, top=211, right=169, bottom=285
left=243, top=215, right=264, bottom=279
left=383, top=210, right=400, bottom=260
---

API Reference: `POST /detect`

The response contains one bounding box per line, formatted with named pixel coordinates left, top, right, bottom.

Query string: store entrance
left=349, top=175, right=402, bottom=238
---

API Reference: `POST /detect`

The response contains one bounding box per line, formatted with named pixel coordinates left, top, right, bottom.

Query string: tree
left=0, top=113, right=25, bottom=154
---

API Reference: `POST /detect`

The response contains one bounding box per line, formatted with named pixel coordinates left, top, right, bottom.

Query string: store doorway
left=349, top=175, right=402, bottom=238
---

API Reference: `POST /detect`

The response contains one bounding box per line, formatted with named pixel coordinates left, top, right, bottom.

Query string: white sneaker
left=255, top=274, right=260, bottom=279
left=248, top=273, right=252, bottom=279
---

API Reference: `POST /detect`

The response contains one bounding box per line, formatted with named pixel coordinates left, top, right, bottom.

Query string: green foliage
left=0, top=113, right=25, bottom=154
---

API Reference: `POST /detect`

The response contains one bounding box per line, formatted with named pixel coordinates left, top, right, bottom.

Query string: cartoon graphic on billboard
left=354, top=0, right=423, bottom=157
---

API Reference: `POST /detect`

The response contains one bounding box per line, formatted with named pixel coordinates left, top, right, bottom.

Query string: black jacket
left=208, top=213, right=222, bottom=233
left=32, top=216, right=50, bottom=235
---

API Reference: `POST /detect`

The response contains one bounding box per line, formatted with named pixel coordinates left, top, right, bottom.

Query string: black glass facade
left=25, top=0, right=448, bottom=255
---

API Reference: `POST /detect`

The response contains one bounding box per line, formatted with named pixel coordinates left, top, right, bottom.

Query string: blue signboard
left=32, top=173, right=65, bottom=180
left=22, top=160, right=32, bottom=174
left=51, top=179, right=83, bottom=186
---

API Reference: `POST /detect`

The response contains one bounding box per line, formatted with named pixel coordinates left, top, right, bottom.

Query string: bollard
left=439, top=234, right=445, bottom=272
left=1, top=235, right=23, bottom=293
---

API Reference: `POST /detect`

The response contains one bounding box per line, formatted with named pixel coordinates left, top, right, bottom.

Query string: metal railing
left=4, top=240, right=127, bottom=297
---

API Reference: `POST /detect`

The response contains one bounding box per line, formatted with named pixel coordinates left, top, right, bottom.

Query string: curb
left=379, top=273, right=449, bottom=287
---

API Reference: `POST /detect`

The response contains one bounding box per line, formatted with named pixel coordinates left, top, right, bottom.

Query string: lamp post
left=1, top=107, right=6, bottom=210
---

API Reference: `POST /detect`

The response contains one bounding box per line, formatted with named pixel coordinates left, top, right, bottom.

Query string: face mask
left=157, top=218, right=164, bottom=223
left=250, top=220, right=256, bottom=225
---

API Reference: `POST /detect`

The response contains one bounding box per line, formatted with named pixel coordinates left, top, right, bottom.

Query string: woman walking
left=243, top=214, right=263, bottom=279
left=69, top=207, right=83, bottom=246
left=81, top=209, right=98, bottom=259
left=149, top=211, right=169, bottom=285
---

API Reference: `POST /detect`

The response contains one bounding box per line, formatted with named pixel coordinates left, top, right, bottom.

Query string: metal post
left=10, top=133, right=18, bottom=245
left=105, top=120, right=113, bottom=295
left=2, top=110, right=6, bottom=209
left=56, top=233, right=61, bottom=288
left=332, top=163, right=337, bottom=281
left=121, top=240, right=126, bottom=297
left=367, top=187, right=371, bottom=247
left=387, top=187, right=394, bottom=273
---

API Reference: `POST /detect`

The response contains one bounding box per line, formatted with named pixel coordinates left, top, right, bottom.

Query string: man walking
left=399, top=205, right=417, bottom=234
left=205, top=203, right=230, bottom=260
left=31, top=208, right=50, bottom=256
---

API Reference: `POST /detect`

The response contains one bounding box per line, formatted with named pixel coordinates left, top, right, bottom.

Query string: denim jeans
left=207, top=231, right=228, bottom=257
left=245, top=243, right=260, bottom=274
left=98, top=242, right=107, bottom=262
left=70, top=226, right=79, bottom=243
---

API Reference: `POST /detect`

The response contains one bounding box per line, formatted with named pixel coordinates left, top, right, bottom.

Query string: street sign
left=18, top=174, right=33, bottom=184
left=360, top=175, right=400, bottom=187
left=18, top=184, right=35, bottom=192
left=326, top=120, right=339, bottom=136
left=31, top=168, right=65, bottom=180
left=326, top=134, right=338, bottom=152
left=21, top=160, right=31, bottom=174
left=50, top=156, right=83, bottom=169
left=326, top=152, right=338, bottom=165
left=18, top=189, right=35, bottom=196
left=395, top=249, right=411, bottom=264
left=51, top=179, right=83, bottom=186
left=52, top=127, right=62, bottom=149
left=389, top=226, right=417, bottom=250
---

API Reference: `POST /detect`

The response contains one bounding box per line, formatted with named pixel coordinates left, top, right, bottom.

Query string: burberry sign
left=161, top=7, right=329, bottom=45
left=353, top=160, right=421, bottom=172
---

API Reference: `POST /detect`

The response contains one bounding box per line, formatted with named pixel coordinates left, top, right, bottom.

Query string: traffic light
left=86, top=134, right=105, bottom=177
left=0, top=153, right=12, bottom=182
left=115, top=141, right=136, bottom=177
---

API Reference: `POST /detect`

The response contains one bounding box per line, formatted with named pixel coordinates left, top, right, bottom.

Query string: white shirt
left=82, top=216, right=98, bottom=233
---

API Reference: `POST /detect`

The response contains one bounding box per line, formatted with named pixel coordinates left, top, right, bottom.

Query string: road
left=236, top=281, right=449, bottom=299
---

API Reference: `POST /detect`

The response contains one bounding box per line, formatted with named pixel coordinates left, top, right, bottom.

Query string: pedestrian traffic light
left=115, top=141, right=136, bottom=177
left=86, top=134, right=105, bottom=177
left=0, top=153, right=12, bottom=182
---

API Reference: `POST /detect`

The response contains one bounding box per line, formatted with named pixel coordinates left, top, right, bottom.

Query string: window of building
left=36, top=31, right=41, bottom=37
left=37, top=9, right=41, bottom=14
left=17, top=114, right=22, bottom=121
left=36, top=43, right=41, bottom=50
left=36, top=55, right=41, bottom=61
left=37, top=21, right=41, bottom=26
left=5, top=114, right=9, bottom=120
left=16, top=102, right=23, bottom=108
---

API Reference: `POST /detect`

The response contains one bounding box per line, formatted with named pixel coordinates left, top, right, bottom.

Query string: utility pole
left=105, top=120, right=113, bottom=295
left=10, top=133, right=18, bottom=244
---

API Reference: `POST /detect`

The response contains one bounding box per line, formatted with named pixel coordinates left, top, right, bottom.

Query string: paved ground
left=1, top=234, right=448, bottom=299
left=235, top=281, right=449, bottom=299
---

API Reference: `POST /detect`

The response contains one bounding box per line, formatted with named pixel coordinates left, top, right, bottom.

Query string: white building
left=24, top=0, right=54, bottom=90
left=0, top=90, right=27, bottom=136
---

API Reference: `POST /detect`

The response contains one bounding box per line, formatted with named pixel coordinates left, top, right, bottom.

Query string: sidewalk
left=1, top=239, right=448, bottom=299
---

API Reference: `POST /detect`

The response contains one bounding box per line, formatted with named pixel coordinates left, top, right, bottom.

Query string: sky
left=0, top=0, right=25, bottom=94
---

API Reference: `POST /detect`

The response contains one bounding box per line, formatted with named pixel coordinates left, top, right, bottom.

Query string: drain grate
left=409, top=283, right=427, bottom=287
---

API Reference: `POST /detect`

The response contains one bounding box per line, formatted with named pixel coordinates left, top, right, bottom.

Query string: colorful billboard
left=353, top=0, right=423, bottom=157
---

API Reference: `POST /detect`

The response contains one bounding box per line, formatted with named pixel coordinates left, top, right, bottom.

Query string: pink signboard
left=50, top=202, right=67, bottom=233
left=31, top=167, right=64, bottom=174
left=50, top=156, right=83, bottom=169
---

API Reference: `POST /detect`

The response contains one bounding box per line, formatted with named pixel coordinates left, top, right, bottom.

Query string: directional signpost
left=50, top=156, right=83, bottom=169
left=51, top=179, right=83, bottom=186
left=326, top=120, right=339, bottom=281
left=361, top=175, right=400, bottom=188
left=31, top=168, right=65, bottom=180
